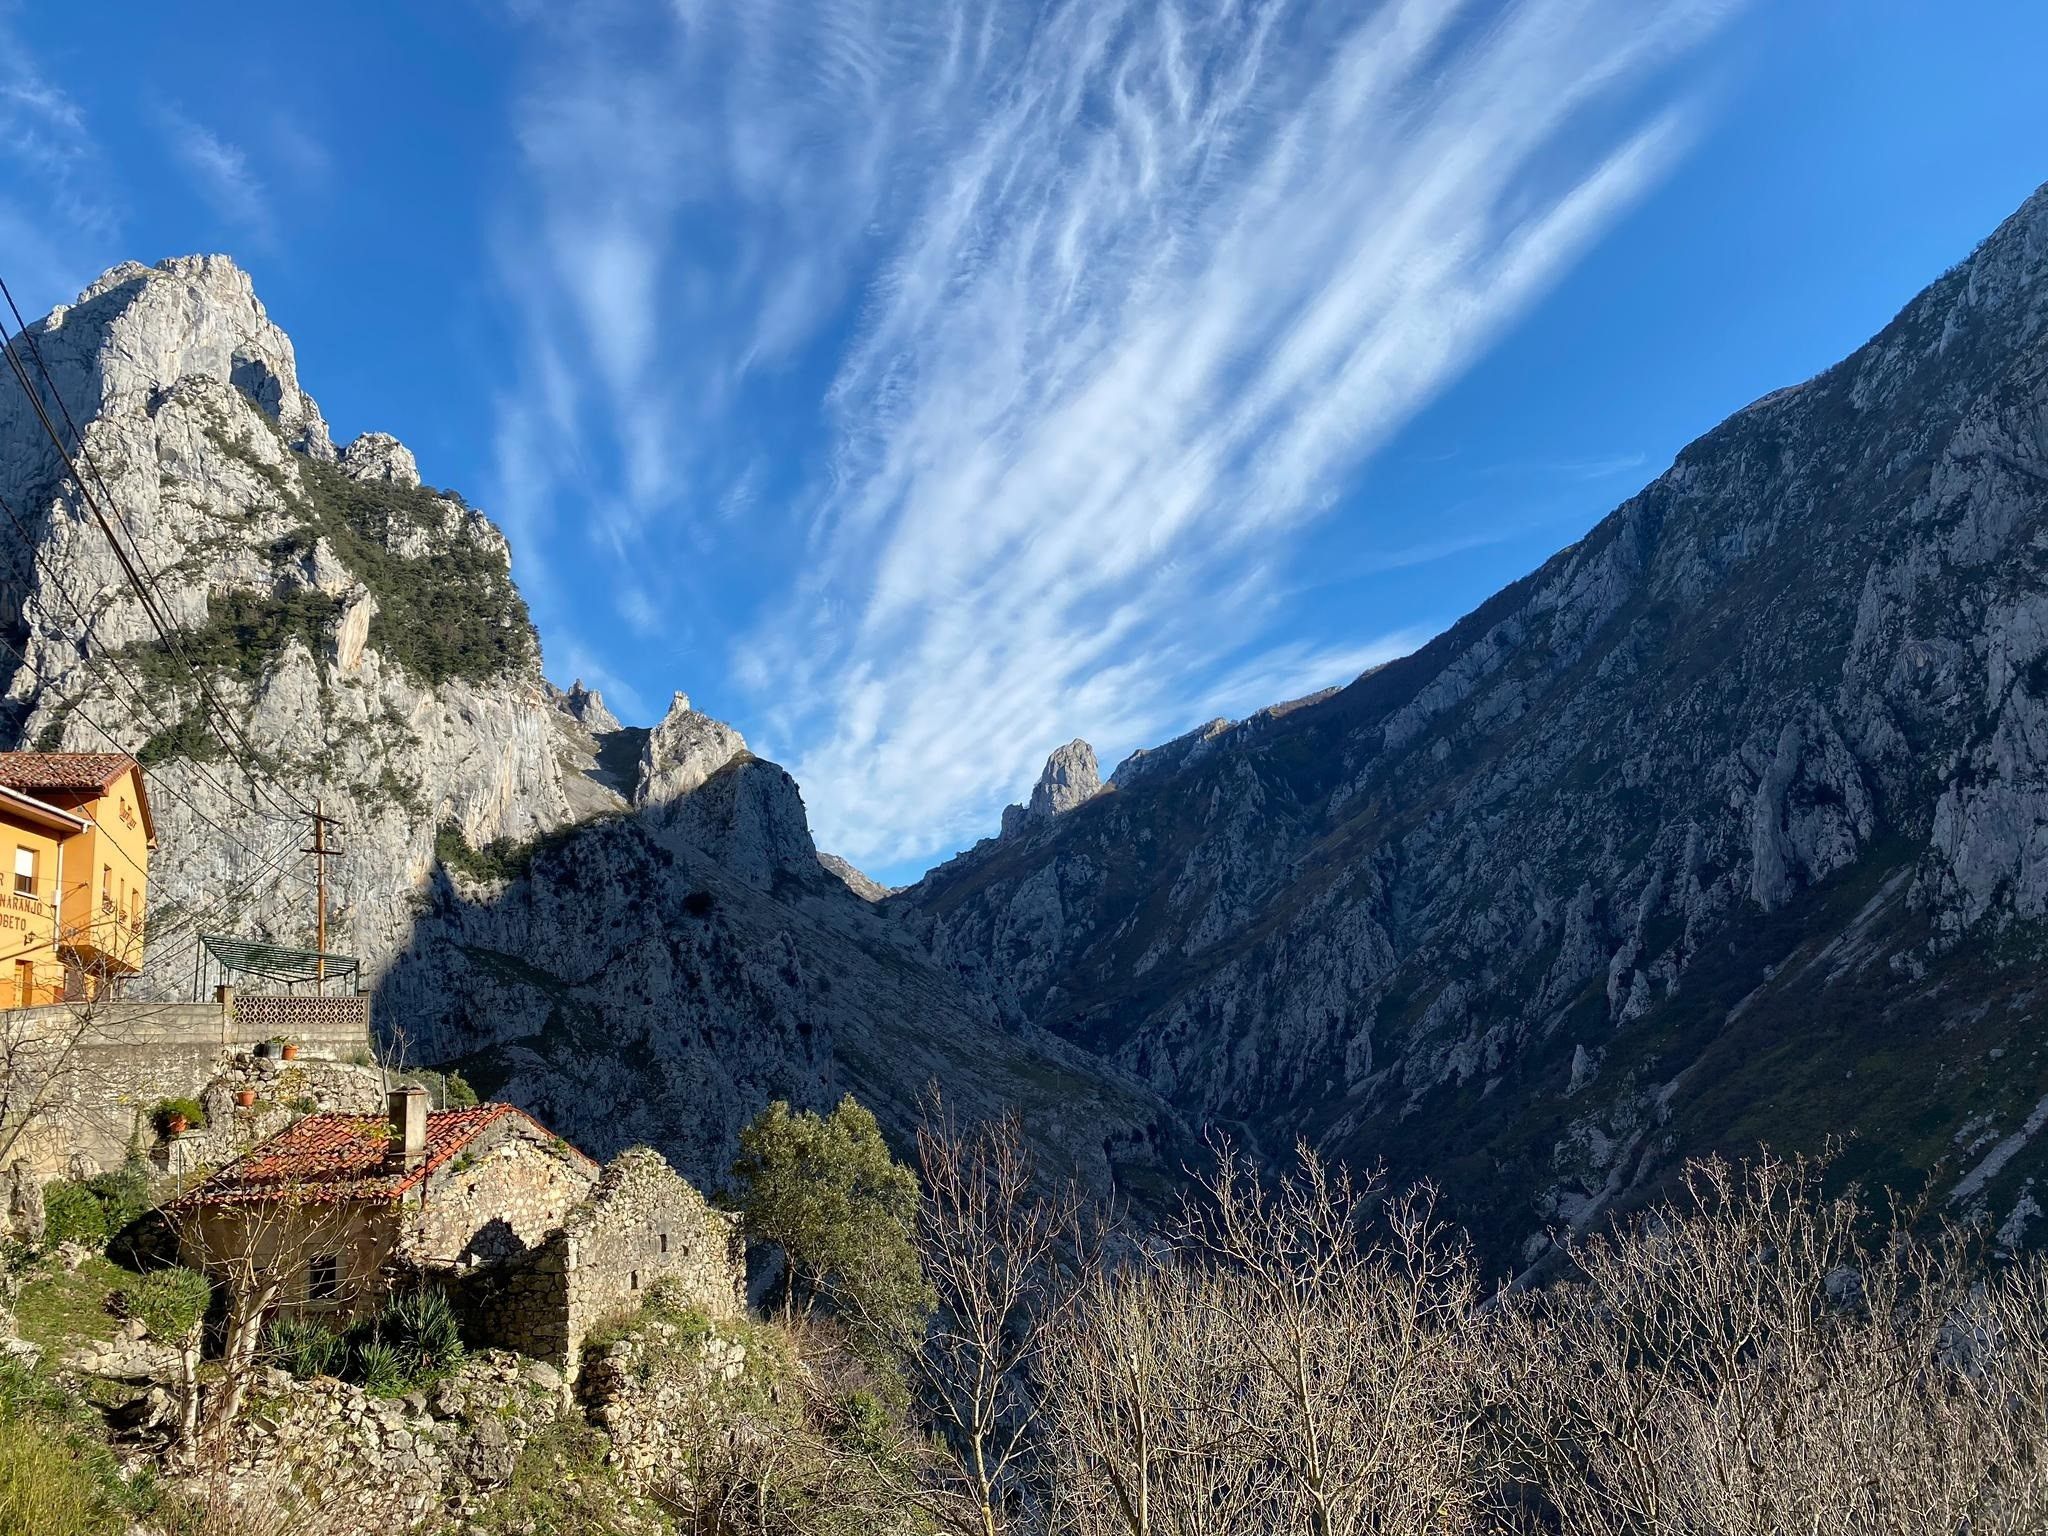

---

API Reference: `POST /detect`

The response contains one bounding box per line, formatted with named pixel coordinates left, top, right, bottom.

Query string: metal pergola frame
left=196, top=932, right=362, bottom=997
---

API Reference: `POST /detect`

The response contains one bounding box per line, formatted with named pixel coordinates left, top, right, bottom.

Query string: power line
left=0, top=281, right=316, bottom=824
left=0, top=639, right=255, bottom=886
left=0, top=489, right=299, bottom=843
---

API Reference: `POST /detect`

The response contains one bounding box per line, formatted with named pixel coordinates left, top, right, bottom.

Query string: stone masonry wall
left=1, top=994, right=371, bottom=1176
left=465, top=1146, right=741, bottom=1379
left=579, top=1312, right=763, bottom=1498
left=400, top=1116, right=596, bottom=1269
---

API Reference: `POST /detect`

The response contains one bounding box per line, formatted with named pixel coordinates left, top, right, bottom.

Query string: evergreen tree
left=732, top=1095, right=932, bottom=1334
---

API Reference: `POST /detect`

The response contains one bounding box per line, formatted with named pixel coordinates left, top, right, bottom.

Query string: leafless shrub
left=908, top=1123, right=2048, bottom=1536
left=1039, top=1256, right=1271, bottom=1536
left=1039, top=1141, right=1490, bottom=1536
left=1489, top=1153, right=2048, bottom=1535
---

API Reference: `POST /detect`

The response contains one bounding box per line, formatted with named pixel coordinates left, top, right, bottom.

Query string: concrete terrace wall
left=0, top=993, right=371, bottom=1175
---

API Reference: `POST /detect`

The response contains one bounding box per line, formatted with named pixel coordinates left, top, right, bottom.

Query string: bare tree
left=1040, top=1256, right=1271, bottom=1536
left=1179, top=1141, right=1490, bottom=1536
left=1039, top=1141, right=1489, bottom=1536
left=163, top=1188, right=367, bottom=1434
left=892, top=1094, right=1091, bottom=1536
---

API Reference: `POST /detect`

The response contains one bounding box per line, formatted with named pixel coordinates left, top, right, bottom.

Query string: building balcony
left=65, top=904, right=145, bottom=975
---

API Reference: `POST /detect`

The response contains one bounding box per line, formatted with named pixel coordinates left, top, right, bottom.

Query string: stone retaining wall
left=0, top=993, right=371, bottom=1175
left=216, top=1350, right=564, bottom=1529
left=580, top=1313, right=761, bottom=1497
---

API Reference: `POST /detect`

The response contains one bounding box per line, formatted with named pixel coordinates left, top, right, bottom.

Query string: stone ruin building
left=175, top=1086, right=741, bottom=1378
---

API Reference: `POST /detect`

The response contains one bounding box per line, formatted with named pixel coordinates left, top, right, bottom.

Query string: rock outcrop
left=338, top=430, right=421, bottom=488
left=817, top=852, right=891, bottom=902
left=636, top=691, right=749, bottom=806
left=1000, top=739, right=1103, bottom=837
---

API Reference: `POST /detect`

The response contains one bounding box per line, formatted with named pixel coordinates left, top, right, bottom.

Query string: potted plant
left=153, top=1097, right=205, bottom=1138
left=235, top=1088, right=257, bottom=1109
left=280, top=1041, right=299, bottom=1061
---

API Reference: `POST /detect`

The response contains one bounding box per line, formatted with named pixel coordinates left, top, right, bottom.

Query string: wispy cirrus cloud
left=0, top=29, right=118, bottom=310
left=160, top=107, right=274, bottom=248
left=495, top=0, right=1737, bottom=872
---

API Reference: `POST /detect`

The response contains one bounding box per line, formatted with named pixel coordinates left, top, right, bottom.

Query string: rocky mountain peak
left=26, top=254, right=333, bottom=461
left=554, top=679, right=622, bottom=735
left=1031, top=739, right=1102, bottom=817
left=999, top=739, right=1103, bottom=837
left=636, top=691, right=749, bottom=806
left=339, top=432, right=421, bottom=488
left=0, top=252, right=1181, bottom=1209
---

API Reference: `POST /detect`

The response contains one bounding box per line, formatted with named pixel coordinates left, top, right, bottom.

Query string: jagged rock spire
left=1000, top=739, right=1103, bottom=837
left=635, top=692, right=748, bottom=805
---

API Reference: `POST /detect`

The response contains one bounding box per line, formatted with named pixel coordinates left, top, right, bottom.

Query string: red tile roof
left=177, top=1103, right=592, bottom=1206
left=0, top=752, right=154, bottom=843
left=0, top=752, right=138, bottom=794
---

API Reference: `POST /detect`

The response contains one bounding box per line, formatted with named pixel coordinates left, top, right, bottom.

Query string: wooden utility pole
left=303, top=798, right=345, bottom=988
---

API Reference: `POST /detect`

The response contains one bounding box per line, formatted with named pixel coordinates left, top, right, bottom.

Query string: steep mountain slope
left=0, top=256, right=1176, bottom=1196
left=894, top=183, right=2048, bottom=1262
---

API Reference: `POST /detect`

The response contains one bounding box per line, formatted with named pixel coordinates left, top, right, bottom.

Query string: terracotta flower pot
left=281, top=1043, right=299, bottom=1061
left=235, top=1089, right=256, bottom=1108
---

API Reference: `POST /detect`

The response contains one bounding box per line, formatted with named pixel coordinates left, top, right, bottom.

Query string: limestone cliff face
left=896, top=182, right=2048, bottom=1262
left=0, top=256, right=1175, bottom=1198
left=0, top=255, right=569, bottom=983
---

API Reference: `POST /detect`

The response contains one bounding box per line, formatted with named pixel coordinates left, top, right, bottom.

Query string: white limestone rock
left=635, top=692, right=749, bottom=806
left=999, top=739, right=1103, bottom=837
left=818, top=852, right=890, bottom=902
left=339, top=431, right=421, bottom=488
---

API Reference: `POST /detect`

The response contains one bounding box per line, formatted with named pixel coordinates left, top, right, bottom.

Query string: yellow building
left=0, top=753, right=155, bottom=1006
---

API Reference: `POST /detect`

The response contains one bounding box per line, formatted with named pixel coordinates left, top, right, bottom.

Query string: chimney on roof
left=389, top=1086, right=429, bottom=1168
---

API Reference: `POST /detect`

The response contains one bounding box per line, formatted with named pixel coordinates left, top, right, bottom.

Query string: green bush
left=395, top=1068, right=479, bottom=1109
left=318, top=1287, right=465, bottom=1395
left=377, top=1287, right=465, bottom=1385
left=732, top=1095, right=932, bottom=1335
left=39, top=1184, right=107, bottom=1248
left=114, top=1268, right=209, bottom=1343
left=835, top=1388, right=896, bottom=1458
left=151, top=1098, right=206, bottom=1136
left=82, top=1162, right=153, bottom=1238
left=266, top=1317, right=345, bottom=1380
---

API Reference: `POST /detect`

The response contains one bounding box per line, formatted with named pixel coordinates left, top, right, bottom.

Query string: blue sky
left=3, top=2, right=2046, bottom=883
